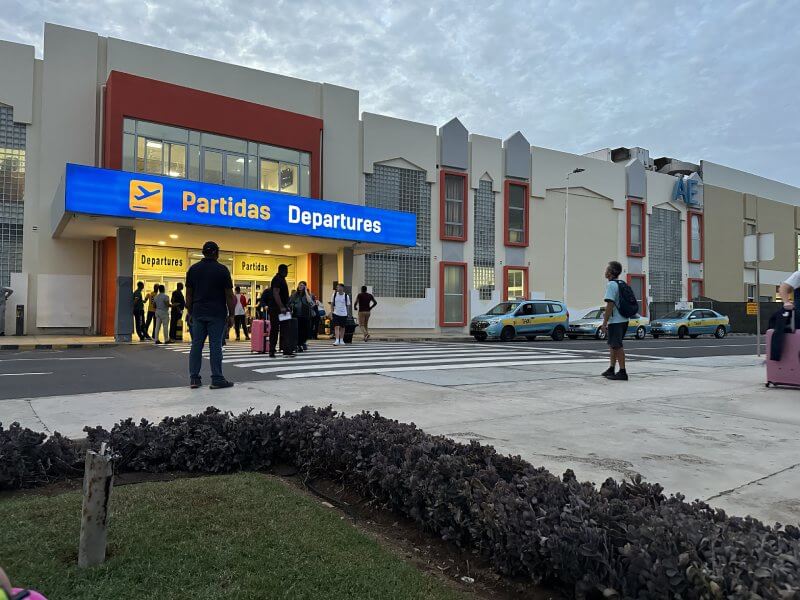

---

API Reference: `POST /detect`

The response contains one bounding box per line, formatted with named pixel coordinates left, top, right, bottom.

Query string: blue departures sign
left=64, top=164, right=417, bottom=247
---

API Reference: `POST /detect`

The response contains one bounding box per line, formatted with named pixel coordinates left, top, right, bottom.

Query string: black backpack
left=615, top=280, right=640, bottom=318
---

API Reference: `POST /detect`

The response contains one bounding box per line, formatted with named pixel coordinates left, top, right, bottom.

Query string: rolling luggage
left=766, top=312, right=800, bottom=388
left=343, top=315, right=357, bottom=344
left=250, top=319, right=270, bottom=353
left=280, top=316, right=298, bottom=354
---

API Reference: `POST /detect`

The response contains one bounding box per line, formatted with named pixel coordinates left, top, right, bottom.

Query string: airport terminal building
left=1, top=23, right=799, bottom=339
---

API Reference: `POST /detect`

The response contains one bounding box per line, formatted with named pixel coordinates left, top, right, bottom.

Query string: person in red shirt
left=233, top=286, right=250, bottom=341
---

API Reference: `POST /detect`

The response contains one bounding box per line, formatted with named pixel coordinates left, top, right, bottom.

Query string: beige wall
left=704, top=185, right=746, bottom=301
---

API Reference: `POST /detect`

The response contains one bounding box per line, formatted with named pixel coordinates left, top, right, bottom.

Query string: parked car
left=567, top=308, right=650, bottom=340
left=650, top=309, right=730, bottom=339
left=470, top=300, right=569, bottom=342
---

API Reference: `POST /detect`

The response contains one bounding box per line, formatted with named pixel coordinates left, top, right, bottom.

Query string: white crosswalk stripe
left=156, top=339, right=618, bottom=379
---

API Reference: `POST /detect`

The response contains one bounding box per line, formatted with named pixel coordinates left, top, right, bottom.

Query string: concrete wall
left=704, top=185, right=746, bottom=301
left=703, top=161, right=800, bottom=208
left=362, top=113, right=437, bottom=183
left=0, top=40, right=35, bottom=124
left=321, top=84, right=360, bottom=204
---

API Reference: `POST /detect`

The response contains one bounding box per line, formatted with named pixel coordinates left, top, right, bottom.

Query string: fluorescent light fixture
left=169, top=234, right=178, bottom=239
left=263, top=250, right=271, bottom=254
left=283, top=244, right=291, bottom=249
left=157, top=241, right=166, bottom=246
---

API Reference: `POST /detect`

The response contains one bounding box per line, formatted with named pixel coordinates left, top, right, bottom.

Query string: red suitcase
left=766, top=313, right=800, bottom=388
left=250, top=319, right=271, bottom=353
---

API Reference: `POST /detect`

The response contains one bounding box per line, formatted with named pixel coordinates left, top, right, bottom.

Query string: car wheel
left=551, top=326, right=566, bottom=342
left=595, top=327, right=607, bottom=340
left=473, top=333, right=487, bottom=342
left=500, top=326, right=515, bottom=342
left=678, top=327, right=688, bottom=339
left=715, top=326, right=727, bottom=339
left=567, top=335, right=578, bottom=340
left=635, top=326, right=646, bottom=340
left=525, top=335, right=537, bottom=341
left=652, top=334, right=660, bottom=339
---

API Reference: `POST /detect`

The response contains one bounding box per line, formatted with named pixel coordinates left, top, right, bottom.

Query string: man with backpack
left=599, top=260, right=639, bottom=381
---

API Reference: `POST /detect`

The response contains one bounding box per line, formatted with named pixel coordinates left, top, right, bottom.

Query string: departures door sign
left=65, top=164, right=417, bottom=247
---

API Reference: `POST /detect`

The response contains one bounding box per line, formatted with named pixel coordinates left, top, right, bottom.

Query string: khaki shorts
left=358, top=311, right=371, bottom=327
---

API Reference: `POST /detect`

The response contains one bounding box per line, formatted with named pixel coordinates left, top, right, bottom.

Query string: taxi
left=470, top=300, right=569, bottom=342
left=567, top=308, right=650, bottom=340
left=650, top=309, right=731, bottom=339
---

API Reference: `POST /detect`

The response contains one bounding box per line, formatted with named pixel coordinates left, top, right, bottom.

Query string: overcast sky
left=2, top=0, right=799, bottom=186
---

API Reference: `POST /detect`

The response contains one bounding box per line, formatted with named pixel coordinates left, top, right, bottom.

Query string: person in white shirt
left=778, top=271, right=800, bottom=311
left=329, top=283, right=351, bottom=346
left=233, top=286, right=249, bottom=341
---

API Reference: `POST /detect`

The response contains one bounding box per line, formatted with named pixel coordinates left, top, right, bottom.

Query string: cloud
left=1, top=0, right=798, bottom=186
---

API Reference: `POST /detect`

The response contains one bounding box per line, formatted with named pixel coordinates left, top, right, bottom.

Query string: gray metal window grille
left=364, top=165, right=430, bottom=298
left=0, top=104, right=25, bottom=288
left=649, top=207, right=682, bottom=303
left=473, top=179, right=495, bottom=299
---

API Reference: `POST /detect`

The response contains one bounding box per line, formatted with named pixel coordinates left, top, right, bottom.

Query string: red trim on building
left=439, top=169, right=468, bottom=242
left=99, top=237, right=116, bottom=336
left=688, top=210, right=704, bottom=263
left=438, top=261, right=468, bottom=327
left=626, top=273, right=647, bottom=317
left=688, top=278, right=704, bottom=301
left=626, top=198, right=646, bottom=258
left=103, top=70, right=324, bottom=199
left=502, top=265, right=530, bottom=301
left=503, top=180, right=529, bottom=247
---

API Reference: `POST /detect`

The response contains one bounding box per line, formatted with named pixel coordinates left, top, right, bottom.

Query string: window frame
left=439, top=169, right=468, bottom=242
left=503, top=180, right=530, bottom=247
left=626, top=199, right=646, bottom=257
left=688, top=278, right=704, bottom=301
left=688, top=210, right=704, bottom=263
left=502, top=265, right=530, bottom=302
left=626, top=274, right=647, bottom=317
left=438, top=261, right=468, bottom=327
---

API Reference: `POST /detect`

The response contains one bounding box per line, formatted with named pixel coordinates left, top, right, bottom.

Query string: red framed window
left=688, top=211, right=704, bottom=263
left=627, top=199, right=646, bottom=257
left=504, top=180, right=529, bottom=247
left=439, top=170, right=468, bottom=241
left=439, top=262, right=468, bottom=327
left=503, top=266, right=529, bottom=301
left=688, top=278, right=704, bottom=301
left=626, top=274, right=647, bottom=316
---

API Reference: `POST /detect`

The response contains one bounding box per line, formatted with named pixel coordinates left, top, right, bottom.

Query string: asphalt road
left=0, top=335, right=759, bottom=400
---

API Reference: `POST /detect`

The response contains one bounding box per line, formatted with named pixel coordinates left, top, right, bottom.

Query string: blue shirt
left=604, top=280, right=629, bottom=324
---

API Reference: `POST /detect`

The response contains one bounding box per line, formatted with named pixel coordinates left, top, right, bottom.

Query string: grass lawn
left=0, top=472, right=470, bottom=600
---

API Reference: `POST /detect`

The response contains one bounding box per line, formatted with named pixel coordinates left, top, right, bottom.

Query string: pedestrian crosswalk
left=158, top=339, right=614, bottom=380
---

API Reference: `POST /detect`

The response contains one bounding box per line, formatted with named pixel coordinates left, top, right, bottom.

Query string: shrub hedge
left=2, top=407, right=798, bottom=598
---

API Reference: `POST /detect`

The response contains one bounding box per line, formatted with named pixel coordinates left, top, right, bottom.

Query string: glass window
left=142, top=138, right=163, bottom=174
left=629, top=202, right=643, bottom=255
left=533, top=303, right=550, bottom=315
left=260, top=144, right=300, bottom=164
left=690, top=213, right=703, bottom=262
left=260, top=159, right=279, bottom=191
left=444, top=174, right=465, bottom=239
left=122, top=133, right=135, bottom=171
left=746, top=284, right=756, bottom=301
left=201, top=132, right=247, bottom=154
left=189, top=131, right=201, bottom=146
left=166, top=143, right=186, bottom=178
left=203, top=150, right=223, bottom=184
left=300, top=166, right=310, bottom=196
left=225, top=154, right=246, bottom=187
left=507, top=184, right=526, bottom=244
left=487, top=302, right=519, bottom=315
left=247, top=156, right=258, bottom=189
left=136, top=121, right=188, bottom=144
left=189, top=145, right=200, bottom=180
left=690, top=279, right=704, bottom=300
left=280, top=163, right=298, bottom=194
left=442, top=264, right=465, bottom=324
left=629, top=275, right=645, bottom=315
left=506, top=268, right=525, bottom=300
left=744, top=221, right=756, bottom=236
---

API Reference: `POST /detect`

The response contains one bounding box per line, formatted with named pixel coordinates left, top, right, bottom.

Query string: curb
left=0, top=343, right=120, bottom=351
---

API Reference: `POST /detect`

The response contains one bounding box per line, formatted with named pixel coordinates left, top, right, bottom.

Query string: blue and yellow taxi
left=650, top=309, right=731, bottom=339
left=567, top=308, right=650, bottom=340
left=470, top=300, right=569, bottom=342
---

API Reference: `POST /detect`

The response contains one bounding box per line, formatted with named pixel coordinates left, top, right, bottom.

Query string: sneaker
left=365, top=334, right=370, bottom=342
left=269, top=352, right=276, bottom=358
left=611, top=369, right=629, bottom=381
left=302, top=344, right=308, bottom=351
left=333, top=340, right=340, bottom=346
left=210, top=379, right=234, bottom=389
left=190, top=377, right=202, bottom=389
left=155, top=340, right=162, bottom=345
left=601, top=367, right=615, bottom=378
left=283, top=352, right=296, bottom=358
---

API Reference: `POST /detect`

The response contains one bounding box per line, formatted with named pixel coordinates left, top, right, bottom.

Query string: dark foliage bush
left=2, top=408, right=799, bottom=598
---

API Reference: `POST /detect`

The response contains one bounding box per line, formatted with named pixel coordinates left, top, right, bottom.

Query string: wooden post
left=78, top=444, right=114, bottom=568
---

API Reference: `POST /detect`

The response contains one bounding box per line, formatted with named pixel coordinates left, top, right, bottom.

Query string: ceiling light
left=146, top=140, right=162, bottom=148
left=263, top=250, right=271, bottom=254
left=157, top=241, right=166, bottom=246
left=169, top=234, right=178, bottom=239
left=283, top=244, right=291, bottom=249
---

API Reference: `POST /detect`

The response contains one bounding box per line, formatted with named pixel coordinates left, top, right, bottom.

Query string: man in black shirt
left=132, top=281, right=147, bottom=341
left=169, top=282, right=186, bottom=341
left=185, top=241, right=236, bottom=389
left=264, top=263, right=294, bottom=358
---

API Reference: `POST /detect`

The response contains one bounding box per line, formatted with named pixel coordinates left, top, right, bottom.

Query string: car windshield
left=660, top=310, right=691, bottom=319
left=582, top=309, right=604, bottom=319
left=486, top=302, right=520, bottom=315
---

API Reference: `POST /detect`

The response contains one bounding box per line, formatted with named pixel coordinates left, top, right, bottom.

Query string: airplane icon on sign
left=134, top=185, right=160, bottom=201
left=129, top=180, right=163, bottom=213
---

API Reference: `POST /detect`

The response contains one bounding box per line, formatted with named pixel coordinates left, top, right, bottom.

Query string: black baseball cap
left=202, top=241, right=219, bottom=256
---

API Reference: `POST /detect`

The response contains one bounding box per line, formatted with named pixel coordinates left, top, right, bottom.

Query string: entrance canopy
left=54, top=164, right=417, bottom=254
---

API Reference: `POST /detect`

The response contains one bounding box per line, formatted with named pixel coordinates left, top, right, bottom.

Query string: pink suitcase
left=766, top=315, right=800, bottom=388
left=250, top=319, right=271, bottom=353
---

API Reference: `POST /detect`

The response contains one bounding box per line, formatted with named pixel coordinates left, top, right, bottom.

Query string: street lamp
left=563, top=168, right=585, bottom=308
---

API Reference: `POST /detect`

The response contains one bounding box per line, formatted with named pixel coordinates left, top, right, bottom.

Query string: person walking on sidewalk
left=143, top=283, right=159, bottom=340
left=169, top=282, right=186, bottom=341
left=185, top=241, right=236, bottom=389
left=132, top=281, right=148, bottom=341
left=153, top=284, right=171, bottom=344
left=600, top=261, right=630, bottom=381
left=233, top=285, right=250, bottom=341
left=0, top=285, right=12, bottom=337
left=289, top=280, right=314, bottom=352
left=354, top=285, right=377, bottom=341
left=265, top=263, right=294, bottom=358
left=330, top=283, right=351, bottom=346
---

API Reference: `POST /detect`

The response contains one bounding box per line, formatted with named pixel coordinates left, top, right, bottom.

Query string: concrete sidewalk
left=2, top=355, right=797, bottom=525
